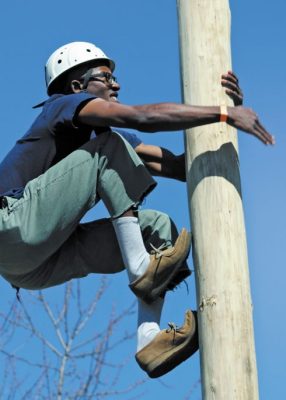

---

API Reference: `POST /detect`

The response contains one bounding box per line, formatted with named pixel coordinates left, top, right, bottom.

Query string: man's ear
left=70, top=80, right=83, bottom=93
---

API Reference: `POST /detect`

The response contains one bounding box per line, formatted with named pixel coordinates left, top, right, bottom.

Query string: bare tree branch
left=0, top=277, right=147, bottom=399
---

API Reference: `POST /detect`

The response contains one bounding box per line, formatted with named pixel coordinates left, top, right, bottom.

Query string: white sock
left=112, top=216, right=150, bottom=282
left=137, top=297, right=164, bottom=352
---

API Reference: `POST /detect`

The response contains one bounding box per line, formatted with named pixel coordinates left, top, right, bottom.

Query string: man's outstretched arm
left=78, top=100, right=274, bottom=146
left=134, top=71, right=247, bottom=181
left=77, top=68, right=274, bottom=146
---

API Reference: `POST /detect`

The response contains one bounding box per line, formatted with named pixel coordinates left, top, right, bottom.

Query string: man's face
left=84, top=66, right=120, bottom=102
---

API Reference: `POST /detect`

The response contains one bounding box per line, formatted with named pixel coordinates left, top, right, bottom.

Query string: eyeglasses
left=88, top=72, right=117, bottom=85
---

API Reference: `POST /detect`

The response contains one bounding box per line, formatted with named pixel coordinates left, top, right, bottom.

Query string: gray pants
left=0, top=131, right=180, bottom=289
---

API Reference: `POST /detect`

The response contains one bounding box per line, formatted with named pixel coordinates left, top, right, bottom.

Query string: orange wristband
left=220, top=105, right=228, bottom=122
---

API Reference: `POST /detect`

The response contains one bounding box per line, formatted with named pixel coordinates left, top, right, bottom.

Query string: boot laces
left=150, top=241, right=172, bottom=259
left=166, top=322, right=179, bottom=343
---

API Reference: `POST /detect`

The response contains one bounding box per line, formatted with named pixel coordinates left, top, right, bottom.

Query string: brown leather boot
left=129, top=228, right=191, bottom=303
left=135, top=310, right=199, bottom=378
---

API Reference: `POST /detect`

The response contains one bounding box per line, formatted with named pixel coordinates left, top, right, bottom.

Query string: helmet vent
left=57, top=59, right=62, bottom=64
left=86, top=49, right=91, bottom=52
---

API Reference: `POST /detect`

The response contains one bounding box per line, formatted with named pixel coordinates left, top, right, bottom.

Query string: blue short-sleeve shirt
left=0, top=92, right=142, bottom=197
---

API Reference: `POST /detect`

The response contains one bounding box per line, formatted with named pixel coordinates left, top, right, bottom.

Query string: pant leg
left=2, top=209, right=179, bottom=290
left=137, top=209, right=179, bottom=252
left=0, top=131, right=156, bottom=275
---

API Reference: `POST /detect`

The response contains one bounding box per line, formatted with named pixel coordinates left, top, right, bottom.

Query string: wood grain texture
left=177, top=1, right=259, bottom=399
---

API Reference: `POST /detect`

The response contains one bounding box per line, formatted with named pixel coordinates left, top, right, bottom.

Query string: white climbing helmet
left=45, top=41, right=115, bottom=95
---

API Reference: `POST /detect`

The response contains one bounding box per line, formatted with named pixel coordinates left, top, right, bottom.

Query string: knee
left=138, top=209, right=178, bottom=250
left=139, top=209, right=173, bottom=230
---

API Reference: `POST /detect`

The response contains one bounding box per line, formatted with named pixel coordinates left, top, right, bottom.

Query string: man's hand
left=135, top=144, right=186, bottom=181
left=221, top=71, right=243, bottom=106
left=227, top=106, right=275, bottom=145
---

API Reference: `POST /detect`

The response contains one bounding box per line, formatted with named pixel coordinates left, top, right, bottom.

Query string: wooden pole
left=176, top=1, right=259, bottom=399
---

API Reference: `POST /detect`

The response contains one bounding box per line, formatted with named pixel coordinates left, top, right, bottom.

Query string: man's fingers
left=250, top=120, right=275, bottom=145
left=256, top=120, right=275, bottom=145
left=225, top=89, right=243, bottom=101
left=221, top=78, right=239, bottom=90
left=221, top=72, right=239, bottom=85
left=225, top=89, right=243, bottom=106
left=223, top=70, right=239, bottom=83
left=228, top=70, right=239, bottom=82
left=253, top=128, right=272, bottom=145
left=221, top=78, right=243, bottom=100
left=221, top=72, right=243, bottom=106
left=221, top=79, right=241, bottom=93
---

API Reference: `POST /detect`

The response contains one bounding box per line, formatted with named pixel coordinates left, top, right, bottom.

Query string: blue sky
left=0, top=0, right=285, bottom=399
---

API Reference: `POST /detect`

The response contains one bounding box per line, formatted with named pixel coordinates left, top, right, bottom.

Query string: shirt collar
left=32, top=94, right=64, bottom=109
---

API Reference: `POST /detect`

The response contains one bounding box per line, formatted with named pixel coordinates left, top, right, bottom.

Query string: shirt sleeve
left=45, top=93, right=97, bottom=134
left=112, top=128, right=142, bottom=148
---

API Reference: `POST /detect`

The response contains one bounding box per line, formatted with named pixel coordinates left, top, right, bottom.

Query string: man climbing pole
left=0, top=42, right=274, bottom=378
